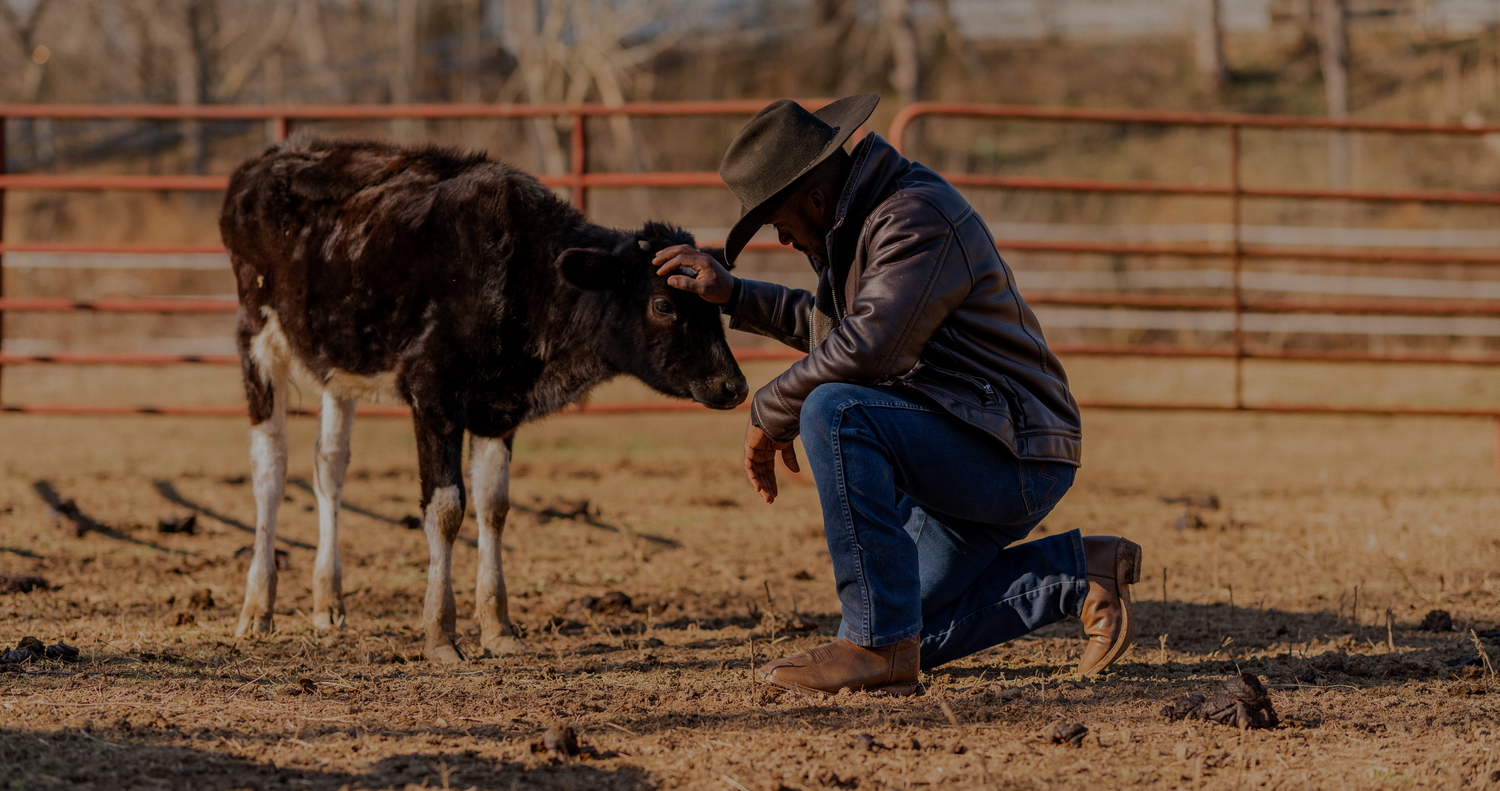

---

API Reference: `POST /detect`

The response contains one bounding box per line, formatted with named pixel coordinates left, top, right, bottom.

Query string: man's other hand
left=745, top=420, right=800, bottom=504
left=653, top=245, right=734, bottom=304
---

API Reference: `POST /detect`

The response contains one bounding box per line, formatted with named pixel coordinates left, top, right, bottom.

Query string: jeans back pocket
left=1019, top=460, right=1076, bottom=516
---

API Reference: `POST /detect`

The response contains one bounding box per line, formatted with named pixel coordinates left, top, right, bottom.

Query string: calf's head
left=558, top=222, right=748, bottom=409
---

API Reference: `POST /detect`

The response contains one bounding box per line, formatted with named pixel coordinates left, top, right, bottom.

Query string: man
left=653, top=94, right=1142, bottom=696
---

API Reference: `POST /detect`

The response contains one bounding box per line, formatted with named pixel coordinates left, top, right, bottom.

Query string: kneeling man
left=655, top=94, right=1142, bottom=695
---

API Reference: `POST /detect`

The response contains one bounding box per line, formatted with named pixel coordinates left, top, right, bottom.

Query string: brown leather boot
left=1078, top=536, right=1142, bottom=676
left=759, top=637, right=920, bottom=697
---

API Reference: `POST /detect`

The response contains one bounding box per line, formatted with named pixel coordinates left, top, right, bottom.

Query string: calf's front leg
left=471, top=433, right=525, bottom=655
left=415, top=416, right=468, bottom=664
left=311, top=393, right=356, bottom=629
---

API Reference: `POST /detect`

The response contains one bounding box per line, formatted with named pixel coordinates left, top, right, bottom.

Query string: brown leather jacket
left=726, top=134, right=1082, bottom=465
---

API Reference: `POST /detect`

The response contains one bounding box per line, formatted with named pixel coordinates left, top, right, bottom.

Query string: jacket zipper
left=923, top=362, right=997, bottom=406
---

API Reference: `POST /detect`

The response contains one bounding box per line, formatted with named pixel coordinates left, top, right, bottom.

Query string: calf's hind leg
left=472, top=433, right=525, bottom=655
left=312, top=393, right=356, bottom=629
left=415, top=416, right=468, bottom=663
left=238, top=367, right=287, bottom=637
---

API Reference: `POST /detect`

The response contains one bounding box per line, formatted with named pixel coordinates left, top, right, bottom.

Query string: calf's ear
left=557, top=248, right=622, bottom=290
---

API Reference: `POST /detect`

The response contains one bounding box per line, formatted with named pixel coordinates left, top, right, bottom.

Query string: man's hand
left=745, top=420, right=800, bottom=504
left=653, top=245, right=734, bottom=304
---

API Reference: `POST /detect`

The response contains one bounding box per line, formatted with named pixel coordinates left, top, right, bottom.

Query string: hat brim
left=722, top=94, right=880, bottom=265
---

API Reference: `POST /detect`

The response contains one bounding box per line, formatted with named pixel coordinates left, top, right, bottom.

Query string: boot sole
left=757, top=668, right=920, bottom=698
left=1083, top=538, right=1141, bottom=676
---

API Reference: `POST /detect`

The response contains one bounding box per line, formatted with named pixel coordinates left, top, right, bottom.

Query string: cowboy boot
left=1078, top=536, right=1142, bottom=676
left=759, top=637, right=920, bottom=697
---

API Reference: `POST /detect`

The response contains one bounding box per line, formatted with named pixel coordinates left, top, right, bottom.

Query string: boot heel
left=1117, top=539, right=1142, bottom=585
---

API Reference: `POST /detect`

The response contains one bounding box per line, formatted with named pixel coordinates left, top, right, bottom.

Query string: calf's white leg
left=312, top=393, right=356, bottom=629
left=471, top=434, right=525, bottom=655
left=237, top=374, right=287, bottom=637
left=422, top=484, right=466, bottom=663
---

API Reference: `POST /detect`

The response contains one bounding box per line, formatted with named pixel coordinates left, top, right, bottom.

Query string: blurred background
left=3, top=0, right=1500, bottom=416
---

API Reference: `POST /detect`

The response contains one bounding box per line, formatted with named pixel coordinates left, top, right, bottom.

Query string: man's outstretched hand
left=745, top=420, right=799, bottom=504
left=653, top=245, right=734, bottom=304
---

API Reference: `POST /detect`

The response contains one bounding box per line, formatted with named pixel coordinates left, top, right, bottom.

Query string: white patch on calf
left=249, top=308, right=292, bottom=387
left=252, top=307, right=402, bottom=404
left=322, top=368, right=401, bottom=403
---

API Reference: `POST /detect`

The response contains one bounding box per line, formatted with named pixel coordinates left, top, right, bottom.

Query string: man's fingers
left=667, top=274, right=703, bottom=293
left=780, top=444, right=801, bottom=474
left=651, top=244, right=693, bottom=265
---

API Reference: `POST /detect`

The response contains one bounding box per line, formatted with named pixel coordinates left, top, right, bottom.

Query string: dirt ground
left=2, top=404, right=1499, bottom=790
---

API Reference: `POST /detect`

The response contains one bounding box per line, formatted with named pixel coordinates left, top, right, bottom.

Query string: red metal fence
left=3, top=100, right=1500, bottom=433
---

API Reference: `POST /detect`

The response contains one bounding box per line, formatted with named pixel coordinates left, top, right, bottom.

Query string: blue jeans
left=800, top=383, right=1087, bottom=670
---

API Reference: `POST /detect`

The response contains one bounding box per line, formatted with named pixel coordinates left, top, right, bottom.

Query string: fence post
left=571, top=113, right=587, bottom=213
left=270, top=115, right=289, bottom=144
left=1230, top=123, right=1244, bottom=409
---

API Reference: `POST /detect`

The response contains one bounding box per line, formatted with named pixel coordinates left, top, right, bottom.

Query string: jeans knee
left=800, top=383, right=865, bottom=433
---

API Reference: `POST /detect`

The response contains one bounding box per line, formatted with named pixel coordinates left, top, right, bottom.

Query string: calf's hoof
left=425, top=640, right=466, bottom=665
left=235, top=611, right=273, bottom=638
left=482, top=634, right=527, bottom=656
left=312, top=606, right=346, bottom=630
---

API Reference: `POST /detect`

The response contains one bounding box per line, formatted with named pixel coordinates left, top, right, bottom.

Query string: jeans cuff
left=843, top=621, right=922, bottom=647
left=1067, top=528, right=1087, bottom=619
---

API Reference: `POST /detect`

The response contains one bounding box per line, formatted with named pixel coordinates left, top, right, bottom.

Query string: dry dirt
left=1, top=406, right=1499, bottom=790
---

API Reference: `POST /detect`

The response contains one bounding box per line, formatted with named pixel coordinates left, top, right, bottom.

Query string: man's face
left=766, top=186, right=833, bottom=264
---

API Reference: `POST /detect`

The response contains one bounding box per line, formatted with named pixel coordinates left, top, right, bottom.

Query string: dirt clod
left=568, top=591, right=634, bottom=616
left=1174, top=512, right=1207, bottom=531
left=1044, top=721, right=1088, bottom=748
left=157, top=514, right=198, bottom=534
left=1, top=636, right=79, bottom=664
left=0, top=573, right=48, bottom=594
left=1420, top=609, right=1454, bottom=632
left=1160, top=674, right=1279, bottom=730
left=535, top=498, right=597, bottom=524
left=854, top=732, right=876, bottom=751
left=1161, top=492, right=1220, bottom=509
left=168, top=612, right=196, bottom=627
left=399, top=515, right=422, bottom=530
left=188, top=589, right=215, bottom=610
left=534, top=724, right=582, bottom=757
left=786, top=614, right=820, bottom=632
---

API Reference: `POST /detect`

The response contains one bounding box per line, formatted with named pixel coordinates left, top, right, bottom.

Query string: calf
left=219, top=136, right=747, bottom=662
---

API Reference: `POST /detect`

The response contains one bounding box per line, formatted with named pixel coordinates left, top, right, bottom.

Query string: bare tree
left=883, top=0, right=918, bottom=105
left=500, top=0, right=696, bottom=178
left=1317, top=0, right=1351, bottom=187
left=1194, top=0, right=1226, bottom=93
left=0, top=0, right=54, bottom=102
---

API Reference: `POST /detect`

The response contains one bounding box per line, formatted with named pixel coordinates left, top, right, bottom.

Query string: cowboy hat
left=719, top=93, right=880, bottom=265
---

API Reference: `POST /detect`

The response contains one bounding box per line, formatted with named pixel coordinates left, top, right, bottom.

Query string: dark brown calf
left=219, top=136, right=746, bottom=662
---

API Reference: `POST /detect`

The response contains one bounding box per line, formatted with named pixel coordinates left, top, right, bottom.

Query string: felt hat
left=718, top=93, right=880, bottom=264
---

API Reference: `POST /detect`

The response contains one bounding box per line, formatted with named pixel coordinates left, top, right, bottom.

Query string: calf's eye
left=652, top=298, right=676, bottom=317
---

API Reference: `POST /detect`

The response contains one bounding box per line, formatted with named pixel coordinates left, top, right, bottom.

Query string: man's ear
left=557, top=248, right=621, bottom=290
left=701, top=246, right=733, bottom=271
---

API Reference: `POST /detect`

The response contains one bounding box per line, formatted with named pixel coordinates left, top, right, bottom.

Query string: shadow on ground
left=0, top=728, right=652, bottom=791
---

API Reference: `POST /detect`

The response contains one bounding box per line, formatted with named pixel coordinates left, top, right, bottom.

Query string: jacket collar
left=818, top=134, right=909, bottom=282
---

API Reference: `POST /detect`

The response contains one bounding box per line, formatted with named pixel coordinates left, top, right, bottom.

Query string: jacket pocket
left=914, top=361, right=998, bottom=407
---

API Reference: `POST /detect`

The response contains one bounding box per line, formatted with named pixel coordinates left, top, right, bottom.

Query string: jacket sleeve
left=726, top=277, right=815, bottom=351
left=752, top=195, right=972, bottom=442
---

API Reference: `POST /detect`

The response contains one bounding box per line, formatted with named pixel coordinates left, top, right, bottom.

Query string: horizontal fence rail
left=3, top=100, right=1500, bottom=441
